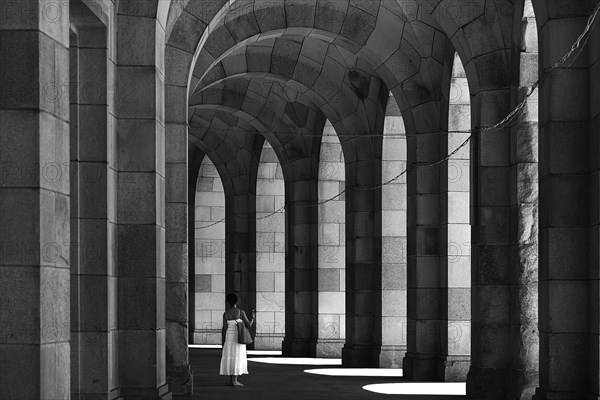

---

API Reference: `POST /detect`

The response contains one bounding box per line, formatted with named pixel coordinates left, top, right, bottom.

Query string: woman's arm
left=221, top=313, right=227, bottom=346
left=241, top=309, right=255, bottom=329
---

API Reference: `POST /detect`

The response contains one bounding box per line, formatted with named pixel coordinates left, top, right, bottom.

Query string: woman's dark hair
left=226, top=293, right=238, bottom=306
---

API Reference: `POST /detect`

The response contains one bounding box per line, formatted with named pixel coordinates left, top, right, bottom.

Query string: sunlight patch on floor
left=248, top=350, right=282, bottom=356
left=363, top=382, right=466, bottom=396
left=188, top=345, right=281, bottom=356
left=248, top=357, right=342, bottom=365
left=304, top=368, right=403, bottom=377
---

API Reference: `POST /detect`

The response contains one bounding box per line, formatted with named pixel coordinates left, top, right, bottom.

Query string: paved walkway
left=181, top=348, right=466, bottom=399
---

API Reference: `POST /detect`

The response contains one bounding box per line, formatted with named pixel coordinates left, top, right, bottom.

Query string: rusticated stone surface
left=0, top=2, right=71, bottom=398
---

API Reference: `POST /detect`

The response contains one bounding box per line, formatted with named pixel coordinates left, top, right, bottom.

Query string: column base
left=282, top=338, right=313, bottom=357
left=312, top=339, right=344, bottom=358
left=467, top=366, right=537, bottom=400
left=166, top=364, right=193, bottom=396
left=118, top=384, right=171, bottom=400
left=82, top=389, right=122, bottom=400
left=403, top=352, right=438, bottom=381
left=110, top=388, right=122, bottom=400
left=254, top=333, right=285, bottom=351
left=379, top=345, right=406, bottom=368
left=342, top=344, right=381, bottom=367
left=533, top=388, right=596, bottom=400
left=437, top=355, right=470, bottom=382
left=192, top=329, right=220, bottom=345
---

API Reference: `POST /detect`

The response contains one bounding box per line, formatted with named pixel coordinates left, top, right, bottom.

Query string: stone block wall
left=193, top=157, right=225, bottom=344
left=255, top=141, right=286, bottom=350
left=317, top=122, right=346, bottom=356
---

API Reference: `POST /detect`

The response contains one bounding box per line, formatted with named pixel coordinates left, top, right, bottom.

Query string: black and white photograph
left=1, top=0, right=599, bottom=398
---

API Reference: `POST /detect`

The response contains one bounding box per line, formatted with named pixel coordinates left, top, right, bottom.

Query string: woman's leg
left=233, top=375, right=244, bottom=386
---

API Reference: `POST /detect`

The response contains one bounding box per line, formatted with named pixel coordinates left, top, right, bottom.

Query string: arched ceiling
left=190, top=94, right=326, bottom=182
left=187, top=0, right=450, bottom=114
left=161, top=0, right=525, bottom=174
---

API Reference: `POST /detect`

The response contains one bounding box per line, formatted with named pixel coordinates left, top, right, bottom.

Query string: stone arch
left=188, top=1, right=444, bottom=102
left=173, top=6, right=454, bottom=368
left=188, top=99, right=325, bottom=175
left=158, top=0, right=544, bottom=388
left=186, top=136, right=264, bottom=352
left=189, top=72, right=389, bottom=159
left=177, top=0, right=464, bottom=144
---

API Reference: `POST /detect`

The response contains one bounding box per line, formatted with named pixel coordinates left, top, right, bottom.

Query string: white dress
left=219, top=318, right=248, bottom=375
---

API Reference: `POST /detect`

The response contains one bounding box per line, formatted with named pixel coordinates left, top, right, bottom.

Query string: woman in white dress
left=220, top=293, right=255, bottom=386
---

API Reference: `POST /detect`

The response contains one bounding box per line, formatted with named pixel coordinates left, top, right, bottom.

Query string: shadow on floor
left=179, top=348, right=466, bottom=400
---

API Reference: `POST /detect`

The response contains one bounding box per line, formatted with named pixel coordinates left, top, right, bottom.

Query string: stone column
left=438, top=53, right=471, bottom=381
left=403, top=129, right=445, bottom=380
left=165, top=41, right=193, bottom=399
left=69, top=19, right=120, bottom=398
left=466, top=88, right=512, bottom=398
left=507, top=4, right=539, bottom=398
left=115, top=8, right=170, bottom=399
left=188, top=148, right=204, bottom=344
left=69, top=28, right=81, bottom=399
left=342, top=136, right=384, bottom=367
left=466, top=67, right=538, bottom=398
left=283, top=179, right=319, bottom=357
left=0, top=2, right=71, bottom=398
left=590, top=5, right=600, bottom=397
left=534, top=3, right=597, bottom=398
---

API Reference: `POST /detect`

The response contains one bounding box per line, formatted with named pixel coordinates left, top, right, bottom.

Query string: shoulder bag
left=237, top=312, right=253, bottom=345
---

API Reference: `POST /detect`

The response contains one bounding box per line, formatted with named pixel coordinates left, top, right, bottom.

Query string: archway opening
left=192, top=156, right=226, bottom=344
left=317, top=120, right=346, bottom=357
left=255, top=140, right=286, bottom=350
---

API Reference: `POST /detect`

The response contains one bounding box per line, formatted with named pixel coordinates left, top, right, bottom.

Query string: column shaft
left=342, top=140, right=384, bottom=367
left=535, top=7, right=597, bottom=399
left=69, top=23, right=120, bottom=399
left=283, top=179, right=319, bottom=357
left=467, top=85, right=538, bottom=398
left=115, top=11, right=170, bottom=399
left=507, top=11, right=539, bottom=398
left=404, top=131, right=445, bottom=380
left=165, top=69, right=192, bottom=397
left=0, top=7, right=71, bottom=399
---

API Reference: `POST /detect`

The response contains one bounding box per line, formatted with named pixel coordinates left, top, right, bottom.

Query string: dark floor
left=181, top=348, right=466, bottom=400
